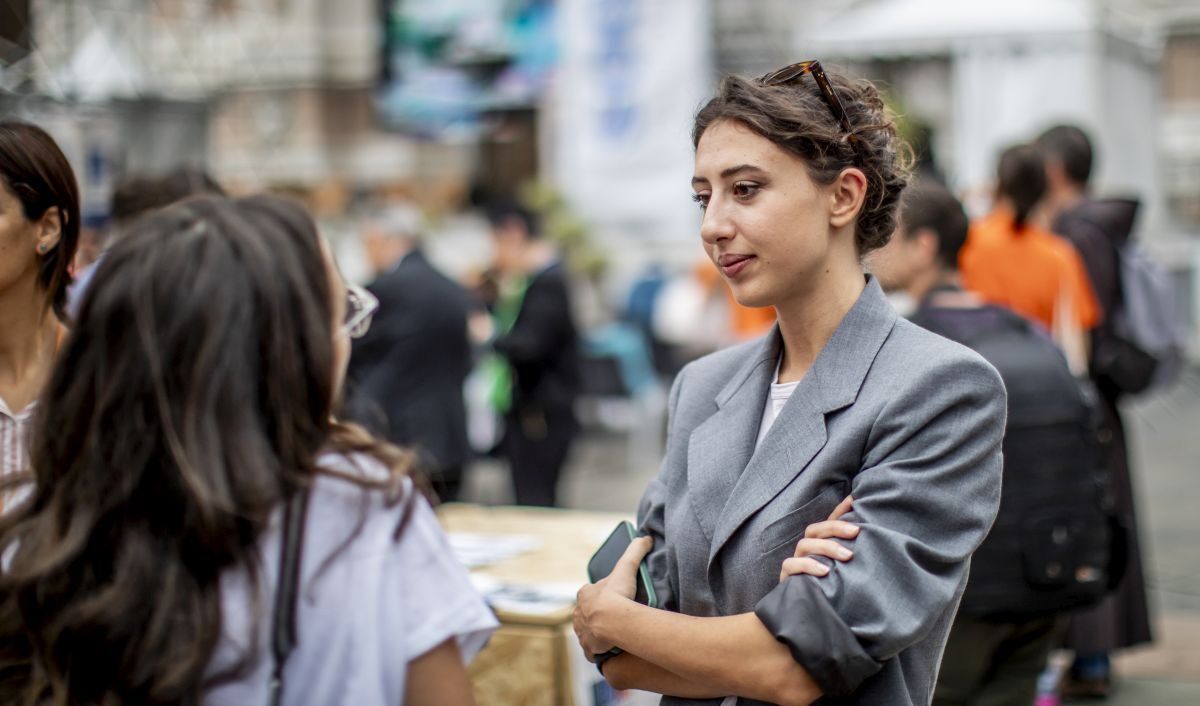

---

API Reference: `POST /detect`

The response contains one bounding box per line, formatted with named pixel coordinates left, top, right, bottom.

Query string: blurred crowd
left=0, top=83, right=1182, bottom=702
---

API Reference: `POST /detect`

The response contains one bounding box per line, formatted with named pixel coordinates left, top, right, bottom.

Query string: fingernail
left=817, top=564, right=830, bottom=575
left=838, top=548, right=853, bottom=559
left=849, top=526, right=860, bottom=536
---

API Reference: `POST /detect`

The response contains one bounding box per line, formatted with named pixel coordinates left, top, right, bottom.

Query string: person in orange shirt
left=693, top=258, right=777, bottom=341
left=960, top=144, right=1100, bottom=341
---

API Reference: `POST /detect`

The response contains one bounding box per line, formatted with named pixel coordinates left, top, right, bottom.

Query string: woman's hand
left=779, top=495, right=859, bottom=582
left=574, top=535, right=653, bottom=660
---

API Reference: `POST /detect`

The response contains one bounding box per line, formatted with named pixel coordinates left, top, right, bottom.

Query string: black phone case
left=587, top=521, right=658, bottom=608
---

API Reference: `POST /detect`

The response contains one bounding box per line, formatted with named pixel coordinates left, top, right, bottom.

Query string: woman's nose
left=699, top=199, right=735, bottom=245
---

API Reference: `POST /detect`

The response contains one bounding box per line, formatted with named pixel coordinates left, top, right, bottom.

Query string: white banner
left=548, top=0, right=712, bottom=243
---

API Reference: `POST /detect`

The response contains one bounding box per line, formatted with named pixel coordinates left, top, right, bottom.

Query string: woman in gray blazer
left=573, top=63, right=1007, bottom=706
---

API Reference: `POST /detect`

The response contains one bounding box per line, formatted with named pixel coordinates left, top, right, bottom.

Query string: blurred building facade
left=8, top=0, right=477, bottom=217
left=1155, top=0, right=1200, bottom=230
left=717, top=1, right=1198, bottom=223
left=716, top=0, right=1200, bottom=351
left=4, top=0, right=1200, bottom=345
left=6, top=1, right=1198, bottom=227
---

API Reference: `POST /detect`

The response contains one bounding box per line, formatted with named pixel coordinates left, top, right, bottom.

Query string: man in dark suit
left=346, top=204, right=474, bottom=501
left=487, top=202, right=580, bottom=507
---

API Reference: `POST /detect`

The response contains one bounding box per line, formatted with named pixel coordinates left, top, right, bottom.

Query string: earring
left=37, top=243, right=49, bottom=254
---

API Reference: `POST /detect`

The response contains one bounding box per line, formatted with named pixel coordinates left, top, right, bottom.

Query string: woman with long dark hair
left=0, top=195, right=495, bottom=705
left=0, top=121, right=80, bottom=492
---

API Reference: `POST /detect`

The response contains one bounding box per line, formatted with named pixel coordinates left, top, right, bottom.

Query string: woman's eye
left=732, top=182, right=761, bottom=199
left=691, top=192, right=709, bottom=210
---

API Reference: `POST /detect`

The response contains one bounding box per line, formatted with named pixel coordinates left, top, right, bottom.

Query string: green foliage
left=517, top=180, right=609, bottom=279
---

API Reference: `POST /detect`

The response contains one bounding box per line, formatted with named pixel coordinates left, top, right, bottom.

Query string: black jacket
left=1053, top=198, right=1140, bottom=330
left=1053, top=197, right=1141, bottom=398
left=494, top=261, right=580, bottom=416
left=345, top=250, right=473, bottom=471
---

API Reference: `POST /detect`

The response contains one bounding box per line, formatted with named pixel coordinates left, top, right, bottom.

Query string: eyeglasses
left=758, top=60, right=853, bottom=134
left=343, top=284, right=379, bottom=339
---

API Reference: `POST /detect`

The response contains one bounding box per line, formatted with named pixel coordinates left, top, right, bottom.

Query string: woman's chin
left=729, top=288, right=775, bottom=310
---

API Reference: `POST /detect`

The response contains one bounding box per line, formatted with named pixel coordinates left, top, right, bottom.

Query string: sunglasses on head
left=758, top=60, right=853, bottom=135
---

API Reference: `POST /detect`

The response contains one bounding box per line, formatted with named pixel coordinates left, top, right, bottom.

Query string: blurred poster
left=549, top=0, right=712, bottom=242
left=376, top=0, right=556, bottom=140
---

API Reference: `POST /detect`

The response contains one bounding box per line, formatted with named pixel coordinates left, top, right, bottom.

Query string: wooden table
left=438, top=503, right=635, bottom=706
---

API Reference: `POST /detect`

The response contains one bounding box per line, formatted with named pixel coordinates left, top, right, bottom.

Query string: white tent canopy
left=797, top=0, right=1165, bottom=236
left=802, top=0, right=1151, bottom=58
left=54, top=28, right=147, bottom=102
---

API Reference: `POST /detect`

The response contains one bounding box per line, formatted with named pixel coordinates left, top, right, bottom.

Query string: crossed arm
left=573, top=538, right=822, bottom=706
left=573, top=495, right=861, bottom=704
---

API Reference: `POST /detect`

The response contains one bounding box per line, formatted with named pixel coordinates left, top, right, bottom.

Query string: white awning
left=55, top=28, right=146, bottom=101
left=799, top=0, right=1149, bottom=59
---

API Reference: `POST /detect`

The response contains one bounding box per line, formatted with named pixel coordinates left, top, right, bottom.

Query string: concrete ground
left=461, top=366, right=1200, bottom=704
left=1104, top=369, right=1200, bottom=704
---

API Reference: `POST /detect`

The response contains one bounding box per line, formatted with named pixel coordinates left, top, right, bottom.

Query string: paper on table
left=484, top=581, right=581, bottom=616
left=468, top=572, right=577, bottom=615
left=467, top=572, right=503, bottom=596
left=448, top=532, right=542, bottom=568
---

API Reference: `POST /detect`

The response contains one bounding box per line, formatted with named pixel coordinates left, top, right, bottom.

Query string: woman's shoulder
left=664, top=337, right=766, bottom=407
left=308, top=452, right=420, bottom=541
left=317, top=449, right=402, bottom=481
left=880, top=317, right=1005, bottom=393
left=315, top=450, right=411, bottom=495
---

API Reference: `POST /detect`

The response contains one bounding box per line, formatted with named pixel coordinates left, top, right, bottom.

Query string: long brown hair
left=0, top=195, right=413, bottom=705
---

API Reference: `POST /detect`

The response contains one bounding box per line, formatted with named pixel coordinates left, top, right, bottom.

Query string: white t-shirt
left=0, top=397, right=34, bottom=482
left=723, top=359, right=800, bottom=706
left=755, top=367, right=800, bottom=449
left=0, top=397, right=35, bottom=512
left=204, top=453, right=497, bottom=706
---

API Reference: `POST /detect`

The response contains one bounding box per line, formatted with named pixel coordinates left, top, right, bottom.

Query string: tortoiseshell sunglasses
left=758, top=60, right=853, bottom=134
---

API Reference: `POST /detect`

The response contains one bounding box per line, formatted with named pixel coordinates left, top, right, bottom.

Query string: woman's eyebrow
left=692, top=164, right=767, bottom=186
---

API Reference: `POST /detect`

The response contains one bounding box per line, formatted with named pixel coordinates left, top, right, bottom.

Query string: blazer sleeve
left=756, top=353, right=1006, bottom=696
left=635, top=366, right=686, bottom=612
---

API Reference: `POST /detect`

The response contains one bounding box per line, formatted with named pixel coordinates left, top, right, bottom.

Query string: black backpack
left=913, top=305, right=1123, bottom=619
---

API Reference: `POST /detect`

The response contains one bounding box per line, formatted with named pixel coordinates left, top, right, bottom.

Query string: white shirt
left=755, top=365, right=801, bottom=449
left=204, top=453, right=497, bottom=706
left=722, top=358, right=800, bottom=706
left=0, top=327, right=64, bottom=508
left=0, top=396, right=35, bottom=503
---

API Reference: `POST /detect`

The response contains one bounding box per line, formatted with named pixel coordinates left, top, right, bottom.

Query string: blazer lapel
left=706, top=277, right=899, bottom=570
left=685, top=331, right=780, bottom=543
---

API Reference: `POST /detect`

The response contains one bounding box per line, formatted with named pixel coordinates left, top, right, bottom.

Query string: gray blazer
left=637, top=278, right=1006, bottom=706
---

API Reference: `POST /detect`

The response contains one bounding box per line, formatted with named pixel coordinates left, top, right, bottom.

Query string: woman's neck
left=0, top=276, right=60, bottom=406
left=773, top=259, right=866, bottom=385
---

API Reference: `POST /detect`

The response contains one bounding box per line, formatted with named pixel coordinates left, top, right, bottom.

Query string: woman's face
left=691, top=120, right=840, bottom=310
left=0, top=181, right=44, bottom=298
left=321, top=239, right=351, bottom=401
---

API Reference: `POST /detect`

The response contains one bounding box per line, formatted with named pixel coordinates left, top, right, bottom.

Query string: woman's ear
left=35, top=207, right=64, bottom=255
left=828, top=167, right=868, bottom=230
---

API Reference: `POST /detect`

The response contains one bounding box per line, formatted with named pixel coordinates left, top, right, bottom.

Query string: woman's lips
left=718, top=254, right=754, bottom=278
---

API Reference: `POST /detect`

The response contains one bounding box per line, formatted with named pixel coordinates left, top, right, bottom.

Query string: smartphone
left=587, top=521, right=658, bottom=608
